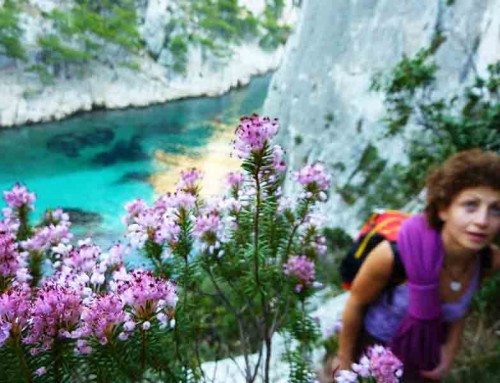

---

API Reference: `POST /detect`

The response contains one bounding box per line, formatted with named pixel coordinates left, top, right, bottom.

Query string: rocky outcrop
left=263, top=0, right=500, bottom=233
left=0, top=0, right=298, bottom=127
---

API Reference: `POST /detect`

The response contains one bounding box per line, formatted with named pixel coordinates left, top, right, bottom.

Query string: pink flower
left=272, top=145, right=287, bottom=173
left=24, top=279, right=83, bottom=351
left=335, top=370, right=358, bottom=383
left=100, top=243, right=128, bottom=271
left=177, top=168, right=202, bottom=194
left=80, top=293, right=128, bottom=345
left=0, top=231, right=23, bottom=279
left=126, top=206, right=180, bottom=249
left=62, top=242, right=101, bottom=274
left=3, top=184, right=36, bottom=210
left=21, top=223, right=73, bottom=253
left=232, top=114, right=279, bottom=159
left=35, top=367, right=46, bottom=376
left=123, top=199, right=148, bottom=225
left=0, top=283, right=32, bottom=346
left=75, top=339, right=92, bottom=354
left=283, top=255, right=316, bottom=292
left=367, top=345, right=403, bottom=383
left=42, top=208, right=70, bottom=226
left=168, top=192, right=197, bottom=211
left=1, top=210, right=20, bottom=234
left=193, top=212, right=227, bottom=255
left=294, top=163, right=331, bottom=197
left=115, top=270, right=177, bottom=321
left=352, top=355, right=371, bottom=378
left=225, top=171, right=245, bottom=190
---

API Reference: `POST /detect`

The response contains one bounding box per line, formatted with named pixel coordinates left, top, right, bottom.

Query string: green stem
left=29, top=251, right=42, bottom=288
left=253, top=168, right=261, bottom=288
left=14, top=339, right=32, bottom=383
left=141, top=329, right=146, bottom=371
left=253, top=165, right=272, bottom=383
left=53, top=340, right=62, bottom=383
left=283, top=200, right=310, bottom=262
left=17, top=205, right=31, bottom=241
left=109, top=340, right=138, bottom=381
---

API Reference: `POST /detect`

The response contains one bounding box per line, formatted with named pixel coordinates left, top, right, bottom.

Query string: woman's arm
left=420, top=317, right=466, bottom=380
left=336, top=240, right=395, bottom=369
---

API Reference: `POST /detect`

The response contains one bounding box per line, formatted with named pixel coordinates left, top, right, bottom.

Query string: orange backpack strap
left=340, top=210, right=411, bottom=290
left=353, top=210, right=410, bottom=259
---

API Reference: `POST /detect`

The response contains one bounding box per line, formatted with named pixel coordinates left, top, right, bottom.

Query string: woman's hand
left=331, top=354, right=352, bottom=377
left=419, top=345, right=453, bottom=380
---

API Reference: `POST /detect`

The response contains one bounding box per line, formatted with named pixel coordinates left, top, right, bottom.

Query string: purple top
left=365, top=255, right=480, bottom=343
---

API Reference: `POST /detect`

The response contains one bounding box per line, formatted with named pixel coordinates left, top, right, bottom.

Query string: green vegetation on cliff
left=0, top=0, right=293, bottom=78
left=164, top=0, right=292, bottom=74
left=0, top=0, right=26, bottom=61
left=338, top=40, right=499, bottom=217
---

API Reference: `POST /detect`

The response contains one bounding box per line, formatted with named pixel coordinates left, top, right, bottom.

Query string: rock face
left=263, top=0, right=500, bottom=233
left=0, top=0, right=298, bottom=128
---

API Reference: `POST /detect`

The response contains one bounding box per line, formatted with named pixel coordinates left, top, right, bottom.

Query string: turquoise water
left=0, top=74, right=270, bottom=246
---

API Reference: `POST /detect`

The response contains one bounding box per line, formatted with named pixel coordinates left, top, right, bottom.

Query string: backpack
left=340, top=210, right=410, bottom=290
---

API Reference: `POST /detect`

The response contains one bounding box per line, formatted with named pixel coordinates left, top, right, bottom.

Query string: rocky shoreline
left=0, top=42, right=284, bottom=128
left=0, top=0, right=297, bottom=128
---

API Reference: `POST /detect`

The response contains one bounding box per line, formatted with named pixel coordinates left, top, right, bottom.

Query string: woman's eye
left=463, top=201, right=478, bottom=211
left=490, top=205, right=500, bottom=217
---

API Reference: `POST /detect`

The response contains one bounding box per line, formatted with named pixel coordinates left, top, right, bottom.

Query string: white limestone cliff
left=0, top=0, right=298, bottom=127
left=263, top=0, right=500, bottom=234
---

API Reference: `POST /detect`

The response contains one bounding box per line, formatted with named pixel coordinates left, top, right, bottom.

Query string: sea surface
left=0, top=74, right=270, bottom=249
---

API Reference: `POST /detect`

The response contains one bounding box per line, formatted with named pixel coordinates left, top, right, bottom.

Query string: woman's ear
left=438, top=205, right=449, bottom=222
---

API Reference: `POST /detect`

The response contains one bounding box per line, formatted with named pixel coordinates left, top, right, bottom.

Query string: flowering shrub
left=0, top=114, right=334, bottom=383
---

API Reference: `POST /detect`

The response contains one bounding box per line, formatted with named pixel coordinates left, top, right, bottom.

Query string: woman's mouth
left=466, top=232, right=488, bottom=243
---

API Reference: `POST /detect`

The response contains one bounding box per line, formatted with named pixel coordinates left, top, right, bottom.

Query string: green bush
left=0, top=0, right=26, bottom=61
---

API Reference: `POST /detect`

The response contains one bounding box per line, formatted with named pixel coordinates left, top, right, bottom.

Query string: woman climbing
left=326, top=149, right=500, bottom=382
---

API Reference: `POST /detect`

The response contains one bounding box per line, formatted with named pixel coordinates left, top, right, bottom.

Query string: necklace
left=442, top=260, right=473, bottom=292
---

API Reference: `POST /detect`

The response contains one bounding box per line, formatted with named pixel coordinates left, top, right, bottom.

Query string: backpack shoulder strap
left=389, top=241, right=406, bottom=282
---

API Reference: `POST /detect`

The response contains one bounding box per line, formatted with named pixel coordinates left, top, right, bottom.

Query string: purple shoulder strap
left=389, top=214, right=446, bottom=374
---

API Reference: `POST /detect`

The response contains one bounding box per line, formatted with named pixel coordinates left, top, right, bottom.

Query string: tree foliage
left=0, top=0, right=26, bottom=61
left=340, top=42, right=499, bottom=216
left=164, top=0, right=293, bottom=74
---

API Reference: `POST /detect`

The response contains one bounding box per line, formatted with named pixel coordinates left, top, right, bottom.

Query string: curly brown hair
left=425, top=149, right=500, bottom=229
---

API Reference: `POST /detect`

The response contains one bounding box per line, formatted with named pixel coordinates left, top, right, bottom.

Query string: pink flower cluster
left=194, top=212, right=226, bottom=255
left=3, top=184, right=36, bottom=210
left=283, top=255, right=316, bottom=293
left=24, top=279, right=83, bottom=351
left=123, top=198, right=148, bottom=225
left=176, top=168, right=203, bottom=194
left=126, top=205, right=180, bottom=250
left=80, top=293, right=129, bottom=346
left=63, top=241, right=102, bottom=274
left=0, top=231, right=21, bottom=278
left=336, top=345, right=403, bottom=383
left=1, top=210, right=20, bottom=234
left=0, top=283, right=32, bottom=346
left=300, top=226, right=328, bottom=258
left=0, top=266, right=177, bottom=352
left=367, top=346, right=404, bottom=383
left=272, top=145, right=287, bottom=173
left=294, top=163, right=331, bottom=200
left=115, top=270, right=177, bottom=324
left=42, top=208, right=70, bottom=226
left=233, top=114, right=279, bottom=159
left=225, top=171, right=245, bottom=191
left=21, top=222, right=73, bottom=254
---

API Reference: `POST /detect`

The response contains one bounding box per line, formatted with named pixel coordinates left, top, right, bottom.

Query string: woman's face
left=439, top=186, right=500, bottom=254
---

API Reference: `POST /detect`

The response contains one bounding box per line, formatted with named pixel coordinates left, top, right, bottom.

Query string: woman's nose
left=473, top=207, right=489, bottom=227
